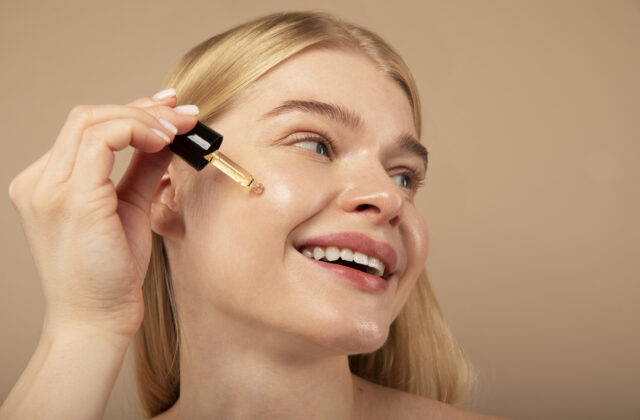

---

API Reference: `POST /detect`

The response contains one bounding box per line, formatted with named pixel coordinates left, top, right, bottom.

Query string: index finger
left=126, top=89, right=178, bottom=109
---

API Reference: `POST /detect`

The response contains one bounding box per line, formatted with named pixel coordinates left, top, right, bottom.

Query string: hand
left=8, top=91, right=197, bottom=345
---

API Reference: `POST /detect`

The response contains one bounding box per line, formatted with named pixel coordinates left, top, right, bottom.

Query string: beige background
left=1, top=1, right=639, bottom=419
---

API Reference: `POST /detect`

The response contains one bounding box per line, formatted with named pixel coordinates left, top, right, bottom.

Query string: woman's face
left=169, top=47, right=429, bottom=355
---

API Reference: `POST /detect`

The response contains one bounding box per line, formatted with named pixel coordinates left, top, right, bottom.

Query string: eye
left=291, top=135, right=331, bottom=157
left=390, top=169, right=425, bottom=192
left=390, top=173, right=412, bottom=189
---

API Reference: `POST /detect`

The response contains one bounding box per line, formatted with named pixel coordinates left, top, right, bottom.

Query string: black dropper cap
left=169, top=121, right=223, bottom=170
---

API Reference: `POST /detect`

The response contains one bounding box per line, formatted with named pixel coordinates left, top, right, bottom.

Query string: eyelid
left=390, top=166, right=426, bottom=193
left=288, top=131, right=336, bottom=158
left=286, top=130, right=426, bottom=192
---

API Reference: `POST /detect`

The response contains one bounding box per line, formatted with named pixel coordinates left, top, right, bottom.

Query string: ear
left=150, top=171, right=185, bottom=239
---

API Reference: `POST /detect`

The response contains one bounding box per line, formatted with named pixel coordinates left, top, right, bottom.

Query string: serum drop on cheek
left=169, top=121, right=263, bottom=195
left=250, top=182, right=264, bottom=195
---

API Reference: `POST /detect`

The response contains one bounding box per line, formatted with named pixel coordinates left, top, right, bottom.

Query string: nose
left=336, top=164, right=404, bottom=228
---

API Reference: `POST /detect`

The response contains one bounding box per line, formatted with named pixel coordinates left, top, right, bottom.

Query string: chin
left=305, top=312, right=392, bottom=356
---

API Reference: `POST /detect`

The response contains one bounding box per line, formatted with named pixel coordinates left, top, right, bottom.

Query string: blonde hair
left=135, top=10, right=473, bottom=418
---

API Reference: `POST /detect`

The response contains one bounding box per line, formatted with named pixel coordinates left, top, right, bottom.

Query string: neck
left=164, top=307, right=365, bottom=420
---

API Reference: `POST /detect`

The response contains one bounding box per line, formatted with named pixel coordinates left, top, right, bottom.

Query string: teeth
left=313, top=247, right=325, bottom=260
left=325, top=247, right=340, bottom=261
left=366, top=257, right=385, bottom=277
left=340, top=248, right=354, bottom=261
left=368, top=257, right=383, bottom=271
left=353, top=252, right=368, bottom=266
left=300, top=246, right=387, bottom=278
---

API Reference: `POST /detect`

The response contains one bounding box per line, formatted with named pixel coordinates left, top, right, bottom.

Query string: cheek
left=390, top=208, right=429, bottom=315
left=402, top=207, right=429, bottom=267
left=245, top=152, right=335, bottom=225
left=180, top=154, right=332, bottom=279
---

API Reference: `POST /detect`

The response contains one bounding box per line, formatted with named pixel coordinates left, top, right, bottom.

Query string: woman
left=1, top=11, right=504, bottom=420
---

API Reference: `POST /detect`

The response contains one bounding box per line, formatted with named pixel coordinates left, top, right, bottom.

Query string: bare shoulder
left=396, top=391, right=511, bottom=420
left=353, top=376, right=510, bottom=420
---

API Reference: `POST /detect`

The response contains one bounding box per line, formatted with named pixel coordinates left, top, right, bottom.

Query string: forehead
left=237, top=47, right=417, bottom=136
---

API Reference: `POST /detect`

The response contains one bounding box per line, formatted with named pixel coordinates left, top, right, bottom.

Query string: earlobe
left=150, top=173, right=185, bottom=239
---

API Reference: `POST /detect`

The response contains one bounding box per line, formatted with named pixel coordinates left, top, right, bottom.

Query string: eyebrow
left=260, top=99, right=428, bottom=169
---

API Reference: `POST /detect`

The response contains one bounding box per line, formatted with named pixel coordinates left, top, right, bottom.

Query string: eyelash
left=290, top=132, right=426, bottom=192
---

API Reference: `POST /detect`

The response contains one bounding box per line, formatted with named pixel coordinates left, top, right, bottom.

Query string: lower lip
left=303, top=255, right=390, bottom=293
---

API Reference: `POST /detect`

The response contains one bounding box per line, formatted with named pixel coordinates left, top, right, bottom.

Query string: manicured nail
left=157, top=118, right=178, bottom=135
left=151, top=128, right=171, bottom=143
left=174, top=105, right=199, bottom=115
left=152, top=88, right=176, bottom=101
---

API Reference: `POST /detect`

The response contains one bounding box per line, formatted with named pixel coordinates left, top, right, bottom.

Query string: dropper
left=169, top=121, right=264, bottom=195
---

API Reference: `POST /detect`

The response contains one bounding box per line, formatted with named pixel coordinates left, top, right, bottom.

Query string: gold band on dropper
left=203, top=151, right=254, bottom=187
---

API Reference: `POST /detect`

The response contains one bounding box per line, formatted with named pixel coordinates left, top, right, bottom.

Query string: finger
left=116, top=147, right=173, bottom=215
left=127, top=89, right=178, bottom=109
left=138, top=105, right=198, bottom=135
left=44, top=104, right=176, bottom=184
left=71, top=118, right=173, bottom=190
left=8, top=149, right=52, bottom=208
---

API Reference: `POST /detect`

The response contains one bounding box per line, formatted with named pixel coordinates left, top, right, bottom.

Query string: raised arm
left=1, top=90, right=197, bottom=419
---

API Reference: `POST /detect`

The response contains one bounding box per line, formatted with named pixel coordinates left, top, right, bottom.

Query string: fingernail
left=157, top=118, right=178, bottom=135
left=174, top=105, right=199, bottom=115
left=152, top=88, right=176, bottom=101
left=151, top=128, right=171, bottom=144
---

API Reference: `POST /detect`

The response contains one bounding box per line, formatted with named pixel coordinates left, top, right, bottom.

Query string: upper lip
left=294, top=232, right=398, bottom=276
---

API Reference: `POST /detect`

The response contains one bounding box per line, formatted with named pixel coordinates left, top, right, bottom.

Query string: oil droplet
left=250, top=182, right=264, bottom=195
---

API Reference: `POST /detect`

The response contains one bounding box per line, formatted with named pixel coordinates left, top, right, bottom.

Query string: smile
left=296, top=247, right=392, bottom=293
left=293, top=231, right=398, bottom=281
left=300, top=246, right=386, bottom=277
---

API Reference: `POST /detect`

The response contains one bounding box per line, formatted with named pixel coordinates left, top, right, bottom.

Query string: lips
left=294, top=232, right=398, bottom=277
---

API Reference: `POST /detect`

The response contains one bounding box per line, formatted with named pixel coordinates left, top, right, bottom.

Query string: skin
left=155, top=47, right=429, bottom=419
left=152, top=47, right=500, bottom=419
left=3, top=95, right=197, bottom=419
left=1, top=46, right=506, bottom=419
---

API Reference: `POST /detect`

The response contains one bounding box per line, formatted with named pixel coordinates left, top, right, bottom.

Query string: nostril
left=356, top=203, right=377, bottom=212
